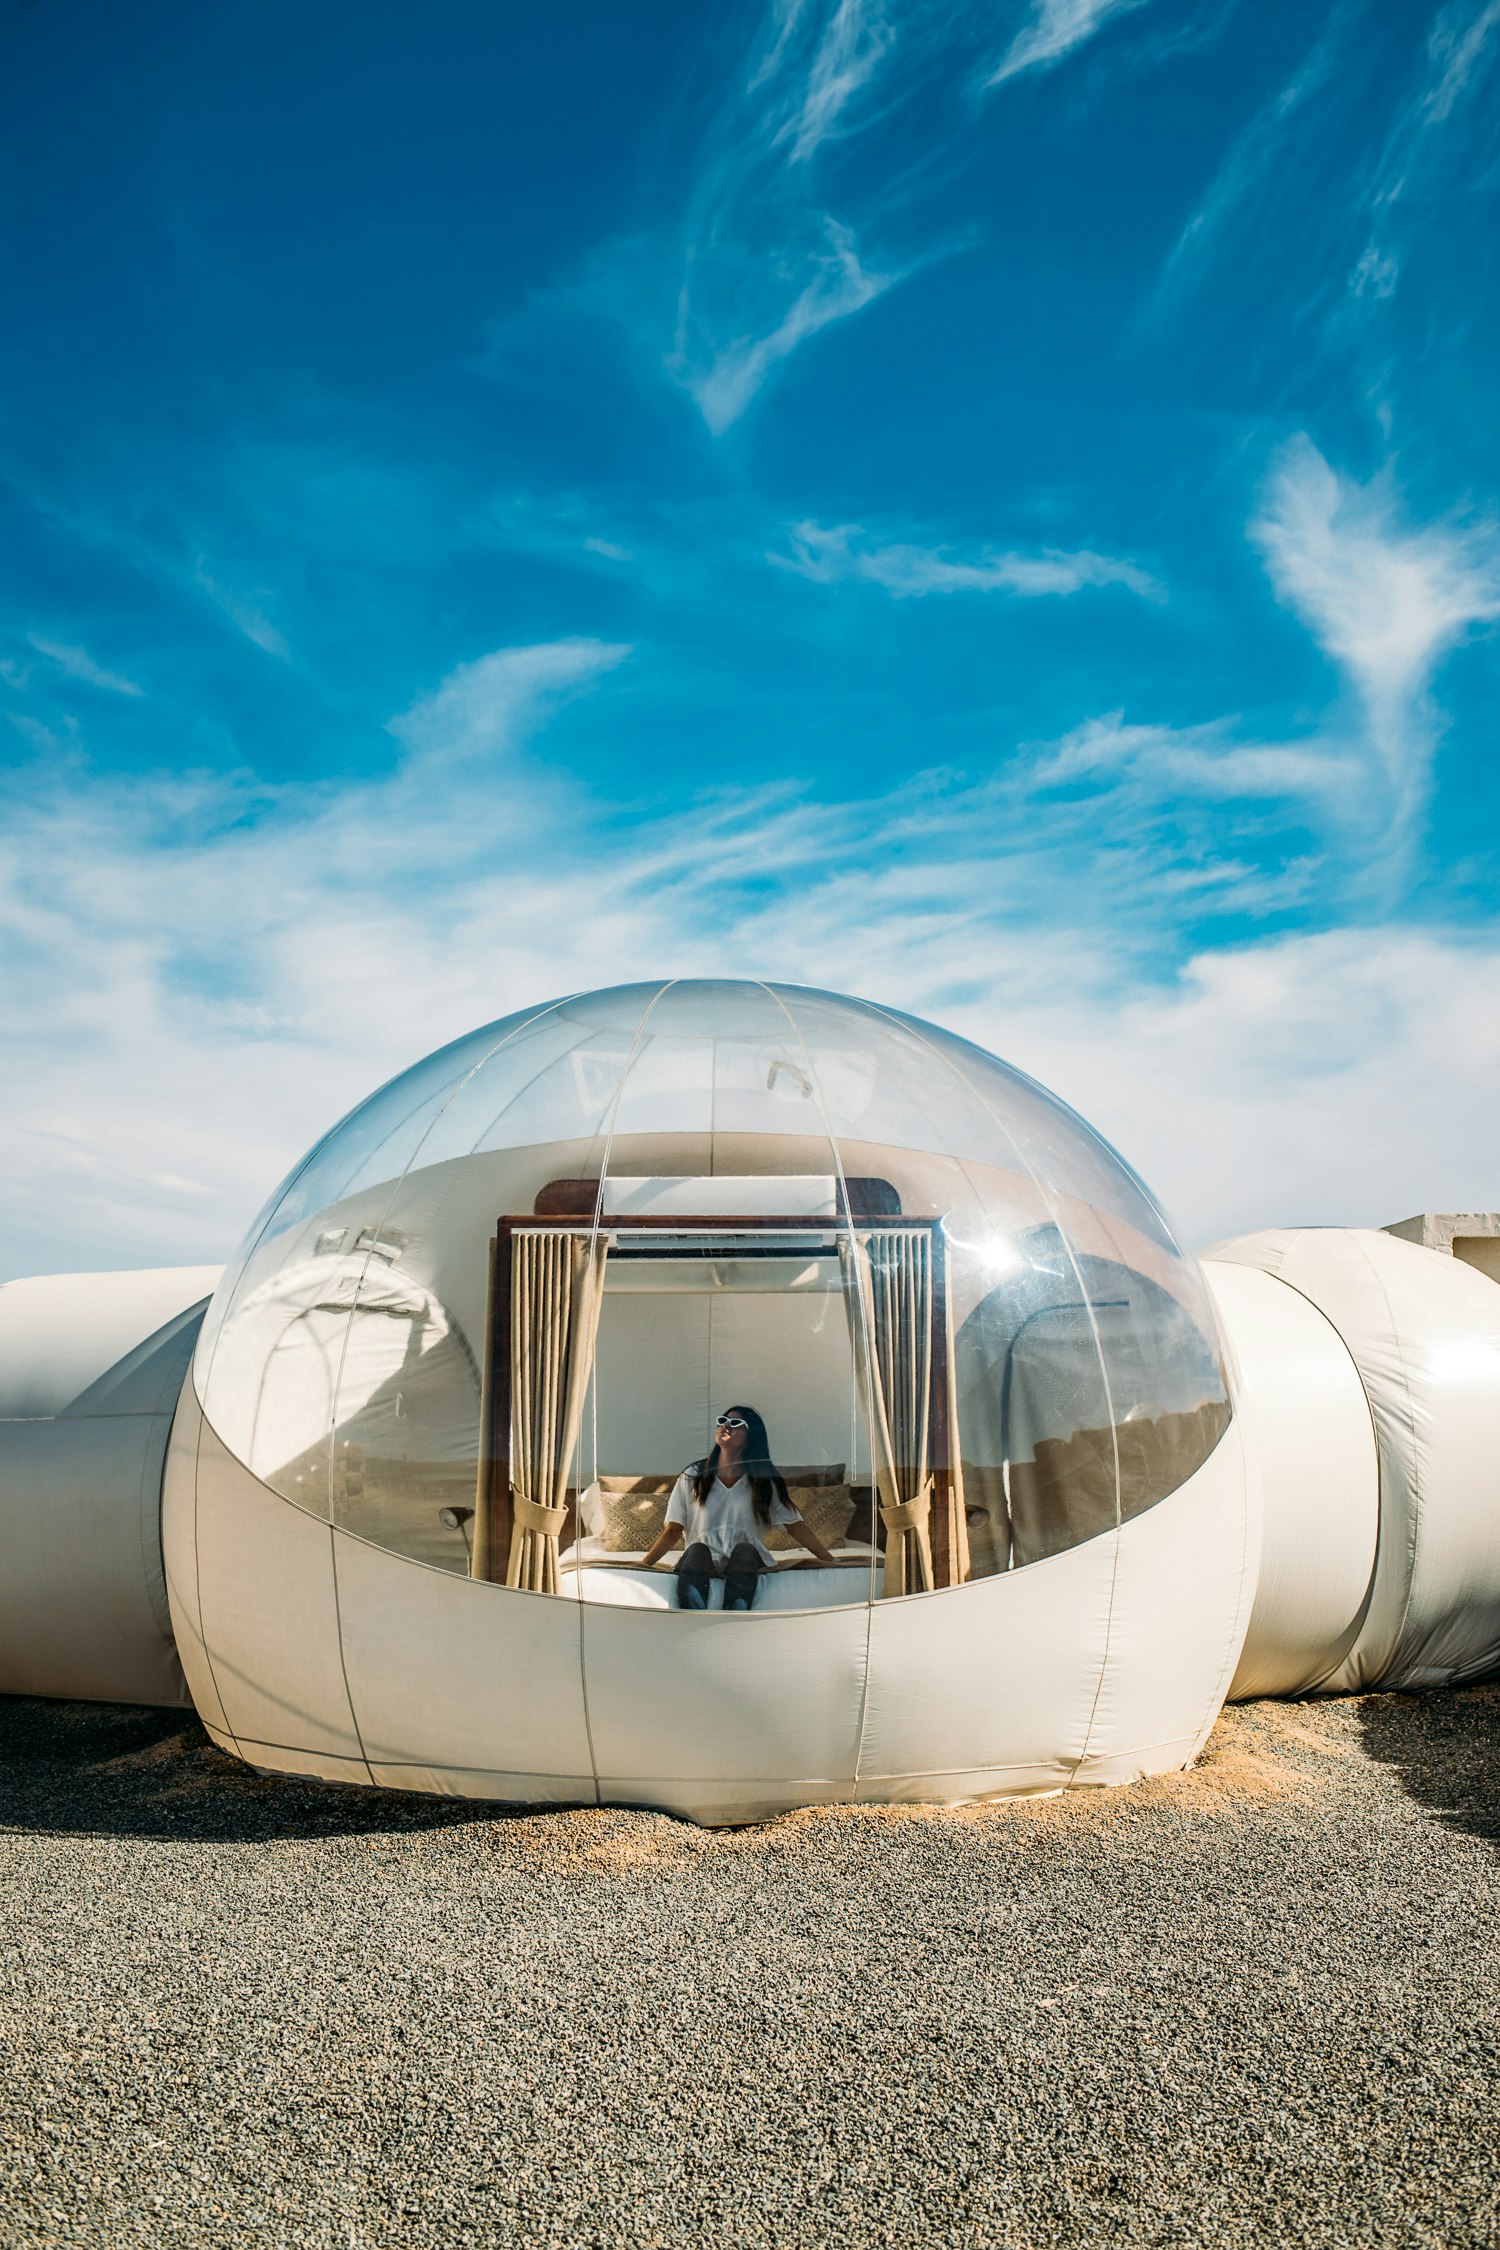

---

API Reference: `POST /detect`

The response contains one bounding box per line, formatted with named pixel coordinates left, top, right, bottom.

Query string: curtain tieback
left=880, top=1480, right=933, bottom=1535
left=511, top=1491, right=568, bottom=1536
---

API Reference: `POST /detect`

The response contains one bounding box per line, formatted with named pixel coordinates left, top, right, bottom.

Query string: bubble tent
left=156, top=979, right=1255, bottom=1821
left=4, top=976, right=1498, bottom=1824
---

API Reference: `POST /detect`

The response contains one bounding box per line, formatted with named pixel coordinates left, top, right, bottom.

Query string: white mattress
left=561, top=1558, right=879, bottom=1610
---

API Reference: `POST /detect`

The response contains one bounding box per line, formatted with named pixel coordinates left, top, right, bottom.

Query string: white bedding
left=560, top=1554, right=879, bottom=1610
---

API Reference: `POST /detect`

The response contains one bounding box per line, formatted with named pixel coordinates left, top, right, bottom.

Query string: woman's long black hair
left=692, top=1403, right=790, bottom=1527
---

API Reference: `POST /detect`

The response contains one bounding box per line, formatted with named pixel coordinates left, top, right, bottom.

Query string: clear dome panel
left=198, top=986, right=676, bottom=1567
left=193, top=997, right=579, bottom=1383
left=562, top=980, right=878, bottom=1612
left=768, top=987, right=1230, bottom=1581
left=195, top=979, right=1230, bottom=1598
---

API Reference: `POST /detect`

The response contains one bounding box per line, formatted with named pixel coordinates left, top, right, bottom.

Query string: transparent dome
left=195, top=980, right=1231, bottom=1603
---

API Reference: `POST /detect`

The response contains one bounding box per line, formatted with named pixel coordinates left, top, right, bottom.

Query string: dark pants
left=676, top=1541, right=765, bottom=1612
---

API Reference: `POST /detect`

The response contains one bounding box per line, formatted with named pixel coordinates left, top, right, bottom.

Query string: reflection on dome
left=196, top=980, right=1230, bottom=1605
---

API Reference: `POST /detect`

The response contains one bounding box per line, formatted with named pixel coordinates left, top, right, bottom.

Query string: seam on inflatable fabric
left=359, top=1764, right=591, bottom=1789
left=138, top=1382, right=170, bottom=1640
left=852, top=1759, right=1071, bottom=1786
left=1185, top=1276, right=1262, bottom=1729
left=189, top=1380, right=239, bottom=1756
left=7, top=1408, right=181, bottom=1425
left=140, top=1307, right=209, bottom=1650
left=219, top=1735, right=374, bottom=1769
left=1244, top=1254, right=1389, bottom=1692
left=575, top=977, right=677, bottom=1810
left=190, top=1388, right=370, bottom=1774
left=137, top=1406, right=174, bottom=1645
left=147, top=1299, right=212, bottom=1420
left=1185, top=1417, right=1256, bottom=1760
left=359, top=1757, right=861, bottom=1788
left=759, top=982, right=878, bottom=1789
left=1349, top=1231, right=1422, bottom=1683
left=316, top=1752, right=1073, bottom=1789
left=329, top=1522, right=376, bottom=1786
left=842, top=993, right=1125, bottom=1784
left=1041, top=1726, right=1204, bottom=1768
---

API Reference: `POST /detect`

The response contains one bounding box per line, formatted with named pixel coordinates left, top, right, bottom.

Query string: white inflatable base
left=165, top=1381, right=1254, bottom=1825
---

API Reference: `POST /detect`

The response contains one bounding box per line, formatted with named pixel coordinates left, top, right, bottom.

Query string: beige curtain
left=506, top=1231, right=611, bottom=1594
left=945, top=1319, right=971, bottom=1586
left=840, top=1230, right=934, bottom=1598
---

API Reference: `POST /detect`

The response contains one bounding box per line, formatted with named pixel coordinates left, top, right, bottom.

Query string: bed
left=559, top=1549, right=880, bottom=1610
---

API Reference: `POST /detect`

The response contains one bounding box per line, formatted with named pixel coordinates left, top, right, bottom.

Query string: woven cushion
left=587, top=1484, right=670, bottom=1553
left=585, top=1467, right=852, bottom=1555
left=763, top=1484, right=855, bottom=1553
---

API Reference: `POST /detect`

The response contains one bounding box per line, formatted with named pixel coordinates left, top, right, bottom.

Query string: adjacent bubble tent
left=163, top=979, right=1257, bottom=1821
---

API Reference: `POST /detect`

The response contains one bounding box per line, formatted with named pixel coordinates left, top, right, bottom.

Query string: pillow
left=583, top=1469, right=853, bottom=1555
left=584, top=1484, right=670, bottom=1554
left=599, top=1464, right=843, bottom=1489
left=763, top=1484, right=855, bottom=1553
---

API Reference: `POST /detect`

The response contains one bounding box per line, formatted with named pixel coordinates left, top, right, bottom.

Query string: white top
left=664, top=1469, right=799, bottom=1568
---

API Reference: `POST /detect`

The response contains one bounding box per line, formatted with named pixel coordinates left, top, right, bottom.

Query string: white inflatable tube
left=0, top=1268, right=220, bottom=1706
left=1210, top=1229, right=1500, bottom=1692
left=1203, top=1260, right=1379, bottom=1698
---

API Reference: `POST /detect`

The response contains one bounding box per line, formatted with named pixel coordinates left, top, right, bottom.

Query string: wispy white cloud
left=641, top=0, right=1184, bottom=429
left=1149, top=1, right=1500, bottom=341
left=773, top=518, right=1162, bottom=599
left=1348, top=0, right=1500, bottom=308
left=5, top=471, right=306, bottom=669
left=1421, top=0, right=1500, bottom=122
left=669, top=0, right=957, bottom=430
left=7, top=724, right=1497, bottom=1272
left=26, top=635, right=144, bottom=697
left=387, top=640, right=630, bottom=766
left=1250, top=436, right=1500, bottom=829
left=986, top=0, right=1154, bottom=87
left=1149, top=18, right=1344, bottom=322
left=770, top=0, right=896, bottom=163
left=1013, top=925, right=1500, bottom=1243
left=1034, top=711, right=1359, bottom=802
left=678, top=221, right=899, bottom=436
left=9, top=614, right=1494, bottom=1277
left=192, top=564, right=290, bottom=660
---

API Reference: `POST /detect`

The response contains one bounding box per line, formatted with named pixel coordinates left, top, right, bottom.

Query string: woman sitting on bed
left=639, top=1405, right=837, bottom=1610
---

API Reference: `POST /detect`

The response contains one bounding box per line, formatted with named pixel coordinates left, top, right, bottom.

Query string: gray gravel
left=2, top=1690, right=1499, bottom=2250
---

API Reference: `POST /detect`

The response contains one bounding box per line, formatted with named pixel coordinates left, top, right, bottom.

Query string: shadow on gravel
left=0, top=1698, right=535, bottom=1842
left=13, top=1685, right=1500, bottom=1852
left=1358, top=1683, right=1500, bottom=1849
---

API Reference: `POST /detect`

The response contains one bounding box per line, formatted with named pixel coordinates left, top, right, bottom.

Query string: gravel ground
left=2, top=1690, right=1498, bottom=2250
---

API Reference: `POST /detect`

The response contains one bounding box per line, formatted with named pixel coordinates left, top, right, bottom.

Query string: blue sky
left=3, top=0, right=1499, bottom=1277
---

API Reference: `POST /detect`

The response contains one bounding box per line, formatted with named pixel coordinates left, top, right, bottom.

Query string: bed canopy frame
left=472, top=1178, right=965, bottom=1599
